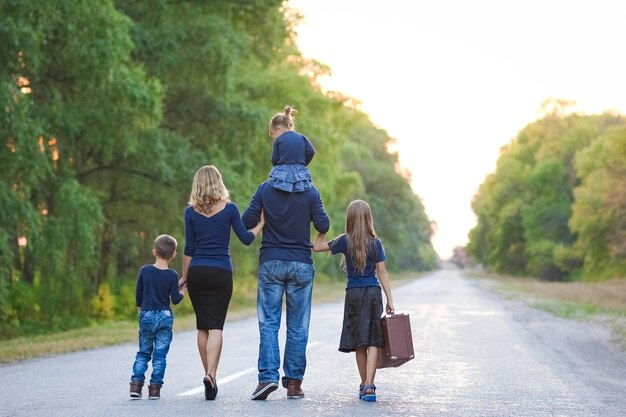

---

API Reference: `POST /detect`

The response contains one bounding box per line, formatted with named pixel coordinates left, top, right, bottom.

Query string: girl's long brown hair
left=345, top=200, right=377, bottom=272
left=189, top=165, right=230, bottom=215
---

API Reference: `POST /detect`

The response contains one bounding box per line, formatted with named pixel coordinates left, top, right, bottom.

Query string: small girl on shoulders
left=313, top=199, right=394, bottom=403
left=267, top=105, right=315, bottom=193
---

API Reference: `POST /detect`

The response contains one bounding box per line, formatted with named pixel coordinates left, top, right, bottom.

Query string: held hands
left=312, top=232, right=330, bottom=252
left=250, top=210, right=265, bottom=237
left=178, top=277, right=187, bottom=292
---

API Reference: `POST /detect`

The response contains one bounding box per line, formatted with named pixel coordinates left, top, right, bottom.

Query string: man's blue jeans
left=131, top=310, right=174, bottom=385
left=257, top=260, right=314, bottom=385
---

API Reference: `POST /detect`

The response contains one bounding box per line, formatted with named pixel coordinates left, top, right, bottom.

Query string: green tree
left=570, top=125, right=626, bottom=278
left=0, top=0, right=171, bottom=332
left=468, top=110, right=626, bottom=280
left=1, top=0, right=436, bottom=337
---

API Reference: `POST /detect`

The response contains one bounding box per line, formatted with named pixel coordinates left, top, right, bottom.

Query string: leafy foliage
left=468, top=109, right=626, bottom=281
left=570, top=125, right=626, bottom=277
left=0, top=0, right=435, bottom=336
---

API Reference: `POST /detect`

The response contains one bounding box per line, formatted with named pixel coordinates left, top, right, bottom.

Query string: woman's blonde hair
left=189, top=165, right=230, bottom=214
left=268, top=105, right=297, bottom=135
left=345, top=199, right=378, bottom=272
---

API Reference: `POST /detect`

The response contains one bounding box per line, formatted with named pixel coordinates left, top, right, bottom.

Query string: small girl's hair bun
left=270, top=106, right=297, bottom=131
left=283, top=105, right=297, bottom=117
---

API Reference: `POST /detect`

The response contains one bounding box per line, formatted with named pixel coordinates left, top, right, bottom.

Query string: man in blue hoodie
left=242, top=178, right=330, bottom=400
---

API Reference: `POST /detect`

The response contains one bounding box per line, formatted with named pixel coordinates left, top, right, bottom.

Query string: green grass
left=0, top=321, right=139, bottom=363
left=530, top=299, right=600, bottom=319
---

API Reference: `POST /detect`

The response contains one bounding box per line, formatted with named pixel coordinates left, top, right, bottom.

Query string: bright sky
left=288, top=0, right=626, bottom=258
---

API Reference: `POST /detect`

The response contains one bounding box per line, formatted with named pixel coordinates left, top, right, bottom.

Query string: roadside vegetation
left=471, top=272, right=626, bottom=350
left=465, top=98, right=626, bottom=350
left=467, top=100, right=626, bottom=282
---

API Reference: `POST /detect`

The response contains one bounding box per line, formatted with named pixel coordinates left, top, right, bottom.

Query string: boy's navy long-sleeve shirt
left=271, top=131, right=315, bottom=166
left=135, top=265, right=183, bottom=312
left=242, top=182, right=330, bottom=265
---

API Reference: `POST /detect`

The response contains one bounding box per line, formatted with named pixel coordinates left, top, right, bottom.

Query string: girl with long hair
left=313, top=199, right=394, bottom=402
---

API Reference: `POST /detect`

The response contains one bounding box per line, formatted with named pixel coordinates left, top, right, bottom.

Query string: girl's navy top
left=271, top=130, right=315, bottom=166
left=184, top=202, right=255, bottom=272
left=329, top=234, right=386, bottom=288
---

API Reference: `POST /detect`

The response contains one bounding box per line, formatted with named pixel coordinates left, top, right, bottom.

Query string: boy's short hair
left=154, top=234, right=177, bottom=260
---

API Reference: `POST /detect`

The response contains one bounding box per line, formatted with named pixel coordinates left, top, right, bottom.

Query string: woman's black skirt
left=338, top=286, right=384, bottom=352
left=187, top=266, right=233, bottom=330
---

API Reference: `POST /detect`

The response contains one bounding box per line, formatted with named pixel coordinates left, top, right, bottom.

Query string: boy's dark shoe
left=251, top=382, right=279, bottom=400
left=129, top=381, right=143, bottom=399
left=287, top=379, right=304, bottom=399
left=148, top=384, right=162, bottom=400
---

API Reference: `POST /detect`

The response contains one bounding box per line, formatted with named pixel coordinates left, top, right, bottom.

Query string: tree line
left=0, top=0, right=437, bottom=337
left=468, top=100, right=626, bottom=281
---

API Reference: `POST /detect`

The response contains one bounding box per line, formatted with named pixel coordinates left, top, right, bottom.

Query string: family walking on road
left=128, top=106, right=394, bottom=403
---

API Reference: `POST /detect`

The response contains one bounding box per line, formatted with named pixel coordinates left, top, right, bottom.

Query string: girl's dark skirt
left=339, top=286, right=384, bottom=353
left=187, top=266, right=233, bottom=330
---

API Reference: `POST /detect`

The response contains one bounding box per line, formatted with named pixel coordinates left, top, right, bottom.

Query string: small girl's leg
left=365, top=346, right=378, bottom=385
left=355, top=347, right=367, bottom=397
left=360, top=346, right=378, bottom=402
left=355, top=347, right=367, bottom=385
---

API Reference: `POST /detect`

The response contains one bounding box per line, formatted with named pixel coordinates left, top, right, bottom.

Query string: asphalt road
left=1, top=270, right=625, bottom=417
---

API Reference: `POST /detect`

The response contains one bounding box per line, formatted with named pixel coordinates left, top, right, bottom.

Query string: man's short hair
left=154, top=234, right=177, bottom=260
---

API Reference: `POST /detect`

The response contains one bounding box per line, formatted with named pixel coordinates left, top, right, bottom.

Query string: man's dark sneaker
left=148, top=384, right=161, bottom=400
left=287, top=379, right=304, bottom=399
left=251, top=382, right=279, bottom=400
left=129, top=381, right=143, bottom=399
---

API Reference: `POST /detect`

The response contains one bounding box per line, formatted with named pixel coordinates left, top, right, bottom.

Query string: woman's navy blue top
left=184, top=202, right=254, bottom=272
left=329, top=234, right=386, bottom=288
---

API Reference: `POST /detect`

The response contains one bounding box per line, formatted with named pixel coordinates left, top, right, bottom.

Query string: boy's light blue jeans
left=257, top=260, right=314, bottom=386
left=131, top=310, right=173, bottom=385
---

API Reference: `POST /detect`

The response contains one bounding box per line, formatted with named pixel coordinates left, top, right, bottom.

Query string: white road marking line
left=178, top=341, right=324, bottom=396
left=178, top=367, right=256, bottom=396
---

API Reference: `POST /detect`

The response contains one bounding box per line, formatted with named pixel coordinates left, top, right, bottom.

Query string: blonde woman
left=179, top=165, right=264, bottom=400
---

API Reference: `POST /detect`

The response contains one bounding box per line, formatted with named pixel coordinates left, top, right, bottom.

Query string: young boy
left=129, top=234, right=185, bottom=400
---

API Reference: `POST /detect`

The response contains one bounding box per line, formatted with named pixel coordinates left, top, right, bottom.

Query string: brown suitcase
left=377, top=313, right=415, bottom=368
